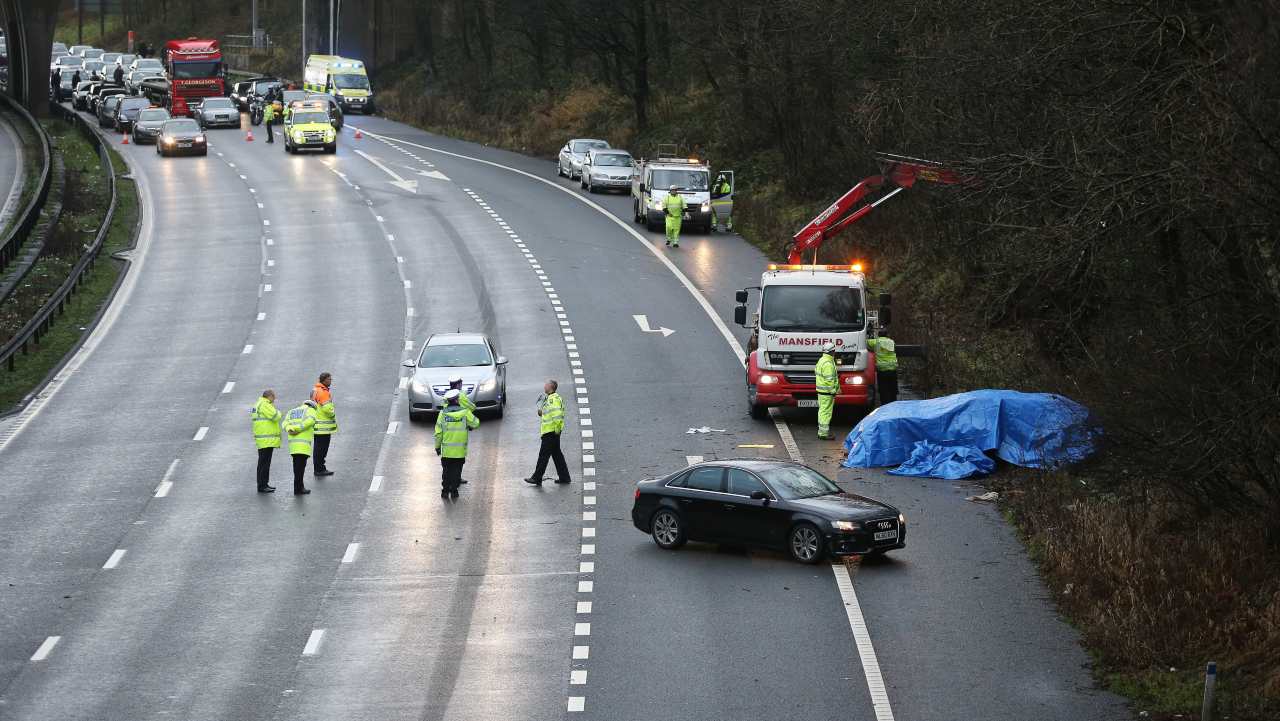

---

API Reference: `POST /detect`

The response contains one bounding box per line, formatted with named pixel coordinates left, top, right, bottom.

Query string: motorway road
left=0, top=105, right=24, bottom=235
left=0, top=103, right=1131, bottom=720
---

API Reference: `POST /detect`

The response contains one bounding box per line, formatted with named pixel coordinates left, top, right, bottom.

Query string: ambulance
left=304, top=55, right=373, bottom=113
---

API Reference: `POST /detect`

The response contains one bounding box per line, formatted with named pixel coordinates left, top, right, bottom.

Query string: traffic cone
left=354, top=127, right=363, bottom=140
left=246, top=129, right=254, bottom=142
left=121, top=132, right=129, bottom=145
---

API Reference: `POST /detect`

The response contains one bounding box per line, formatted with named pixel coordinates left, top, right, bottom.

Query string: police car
left=283, top=100, right=337, bottom=154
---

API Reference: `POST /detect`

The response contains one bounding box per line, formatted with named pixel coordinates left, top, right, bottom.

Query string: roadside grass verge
left=994, top=469, right=1280, bottom=720
left=0, top=121, right=136, bottom=412
left=0, top=106, right=44, bottom=241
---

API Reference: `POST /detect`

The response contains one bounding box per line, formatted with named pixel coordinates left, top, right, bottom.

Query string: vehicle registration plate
left=178, top=141, right=191, bottom=147
left=796, top=399, right=818, bottom=408
left=874, top=530, right=897, bottom=541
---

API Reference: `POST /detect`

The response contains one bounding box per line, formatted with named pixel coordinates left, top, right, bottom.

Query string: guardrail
left=0, top=93, right=53, bottom=275
left=0, top=104, right=118, bottom=372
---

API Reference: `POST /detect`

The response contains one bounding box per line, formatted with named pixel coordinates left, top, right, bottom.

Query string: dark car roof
left=689, top=458, right=803, bottom=473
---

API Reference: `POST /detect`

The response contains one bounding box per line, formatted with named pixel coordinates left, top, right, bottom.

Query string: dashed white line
left=571, top=669, right=588, bottom=683
left=369, top=475, right=384, bottom=492
left=576, top=601, right=592, bottom=613
left=257, top=312, right=266, bottom=321
left=192, top=427, right=209, bottom=441
left=686, top=455, right=704, bottom=465
left=386, top=421, right=400, bottom=434
left=568, top=697, right=586, bottom=713
left=341, top=543, right=359, bottom=564
left=262, top=219, right=270, bottom=226
left=574, top=622, right=591, bottom=636
left=572, top=645, right=590, bottom=659
left=243, top=344, right=254, bottom=354
left=103, top=549, right=127, bottom=569
left=263, top=284, right=273, bottom=292
left=583, top=468, right=596, bottom=477
left=581, top=544, right=595, bottom=555
left=578, top=581, right=594, bottom=592
left=222, top=382, right=235, bottom=394
left=584, top=495, right=597, bottom=505
left=155, top=481, right=173, bottom=497
left=581, top=527, right=596, bottom=538
left=302, top=629, right=325, bottom=656
left=30, top=636, right=60, bottom=661
left=579, top=561, right=595, bottom=573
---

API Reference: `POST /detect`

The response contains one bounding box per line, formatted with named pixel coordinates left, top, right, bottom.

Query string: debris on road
left=966, top=491, right=1000, bottom=503
left=686, top=426, right=727, bottom=434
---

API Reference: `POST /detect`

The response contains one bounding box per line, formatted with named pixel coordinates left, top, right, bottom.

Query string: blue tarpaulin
left=887, top=441, right=995, bottom=480
left=842, top=390, right=1097, bottom=478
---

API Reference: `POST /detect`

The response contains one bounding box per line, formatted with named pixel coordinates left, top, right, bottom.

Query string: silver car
left=557, top=138, right=610, bottom=180
left=403, top=332, right=507, bottom=420
left=580, top=149, right=635, bottom=193
left=131, top=107, right=170, bottom=144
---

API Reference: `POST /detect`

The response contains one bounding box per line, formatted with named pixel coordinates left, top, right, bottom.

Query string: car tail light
left=634, top=488, right=641, bottom=500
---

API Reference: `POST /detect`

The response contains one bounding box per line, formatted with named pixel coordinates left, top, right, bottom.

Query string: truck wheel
left=646, top=215, right=661, bottom=233
left=748, top=385, right=768, bottom=420
left=633, top=201, right=643, bottom=223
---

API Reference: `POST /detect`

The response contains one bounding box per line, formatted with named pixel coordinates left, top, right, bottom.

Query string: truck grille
left=784, top=373, right=816, bottom=385
left=767, top=351, right=858, bottom=365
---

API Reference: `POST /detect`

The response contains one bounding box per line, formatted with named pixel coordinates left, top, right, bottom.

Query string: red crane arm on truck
left=786, top=153, right=966, bottom=264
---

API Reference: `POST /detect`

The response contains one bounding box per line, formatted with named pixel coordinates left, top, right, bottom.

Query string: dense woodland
left=57, top=0, right=1280, bottom=714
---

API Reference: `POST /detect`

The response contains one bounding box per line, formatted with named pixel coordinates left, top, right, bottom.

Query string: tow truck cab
left=632, top=156, right=713, bottom=233
left=735, top=265, right=889, bottom=419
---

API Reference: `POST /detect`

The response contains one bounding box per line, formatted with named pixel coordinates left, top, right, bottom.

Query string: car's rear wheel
left=651, top=509, right=686, bottom=550
left=788, top=523, right=825, bottom=564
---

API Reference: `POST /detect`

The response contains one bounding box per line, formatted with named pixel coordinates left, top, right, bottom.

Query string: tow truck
left=733, top=153, right=964, bottom=419
left=139, top=37, right=225, bottom=116
left=631, top=145, right=716, bottom=233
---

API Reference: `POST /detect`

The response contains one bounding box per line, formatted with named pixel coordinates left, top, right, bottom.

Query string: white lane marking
left=584, top=496, right=596, bottom=505
left=582, top=442, right=594, bottom=450
left=369, top=475, right=384, bottom=492
left=583, top=482, right=596, bottom=491
left=583, top=468, right=596, bottom=477
left=578, top=581, right=593, bottom=592
left=571, top=669, right=588, bottom=683
left=263, top=284, right=272, bottom=292
left=571, top=646, right=589, bottom=659
left=257, top=312, right=266, bottom=321
left=579, top=561, right=595, bottom=573
left=341, top=543, right=359, bottom=563
left=403, top=280, right=411, bottom=288
left=396, top=256, right=404, bottom=263
left=376, top=215, right=385, bottom=222
left=576, top=601, right=592, bottom=613
left=154, top=481, right=173, bottom=497
left=582, top=454, right=596, bottom=463
left=267, top=259, right=275, bottom=267
left=239, top=174, right=247, bottom=180
left=249, top=188, right=256, bottom=193
left=228, top=162, right=235, bottom=167
left=262, top=219, right=270, bottom=226
left=581, top=428, right=593, bottom=435
left=581, top=544, right=595, bottom=555
left=193, top=427, right=209, bottom=441
left=633, top=313, right=676, bottom=337
left=404, top=341, right=413, bottom=350
left=386, top=421, right=400, bottom=434
left=574, top=623, right=591, bottom=636
left=686, top=455, right=704, bottom=465
left=407, top=307, right=415, bottom=317
left=302, top=629, right=325, bottom=656
left=581, top=527, right=596, bottom=538
left=103, top=549, right=127, bottom=569
left=257, top=202, right=264, bottom=208
left=581, top=409, right=591, bottom=417
left=266, top=238, right=274, bottom=246
left=243, top=345, right=254, bottom=354
left=222, top=382, right=235, bottom=394
left=582, top=511, right=596, bottom=521
left=568, top=697, right=585, bottom=713
left=580, top=418, right=592, bottom=426
left=30, top=636, right=60, bottom=661
left=834, top=563, right=896, bottom=721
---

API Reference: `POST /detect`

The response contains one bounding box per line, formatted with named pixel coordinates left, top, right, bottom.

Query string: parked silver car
left=580, top=148, right=635, bottom=193
left=557, top=138, right=610, bottom=180
left=193, top=97, right=241, bottom=129
left=404, top=333, right=507, bottom=420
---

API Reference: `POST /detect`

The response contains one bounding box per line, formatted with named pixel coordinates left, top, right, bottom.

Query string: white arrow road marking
left=353, top=149, right=419, bottom=193
left=632, top=314, right=675, bottom=337
left=414, top=168, right=451, bottom=181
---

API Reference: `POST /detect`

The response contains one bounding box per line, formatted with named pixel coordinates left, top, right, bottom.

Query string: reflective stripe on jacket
left=284, top=404, right=317, bottom=456
left=867, top=337, right=898, bottom=372
left=435, top=406, right=480, bottom=458
left=314, top=400, right=337, bottom=435
left=539, top=392, right=566, bottom=435
left=250, top=397, right=282, bottom=449
left=815, top=353, right=839, bottom=395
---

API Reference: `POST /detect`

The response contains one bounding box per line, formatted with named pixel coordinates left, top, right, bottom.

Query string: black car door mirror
left=749, top=490, right=770, bottom=501
left=733, top=305, right=748, bottom=327
left=735, top=289, right=749, bottom=303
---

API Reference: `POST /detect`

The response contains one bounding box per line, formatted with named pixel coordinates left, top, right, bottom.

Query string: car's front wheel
left=788, top=523, right=825, bottom=564
left=651, top=509, right=686, bottom=550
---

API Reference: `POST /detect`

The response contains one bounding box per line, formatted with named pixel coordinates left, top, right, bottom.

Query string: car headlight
left=163, top=137, right=175, bottom=145
left=478, top=378, right=497, bottom=393
left=325, top=129, right=335, bottom=141
left=832, top=520, right=860, bottom=532
left=650, top=198, right=664, bottom=210
left=758, top=374, right=778, bottom=384
left=195, top=135, right=206, bottom=143
left=411, top=381, right=429, bottom=395
left=898, top=513, right=906, bottom=526
left=701, top=201, right=711, bottom=212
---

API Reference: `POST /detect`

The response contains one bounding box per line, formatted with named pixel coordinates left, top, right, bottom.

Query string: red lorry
left=140, top=37, right=225, bottom=116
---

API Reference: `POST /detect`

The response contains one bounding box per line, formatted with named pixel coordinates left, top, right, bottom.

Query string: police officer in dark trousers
left=435, top=389, right=480, bottom=498
left=525, top=379, right=571, bottom=485
left=250, top=389, right=282, bottom=492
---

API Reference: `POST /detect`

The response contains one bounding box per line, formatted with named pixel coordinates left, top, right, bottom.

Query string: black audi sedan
left=631, top=459, right=906, bottom=564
